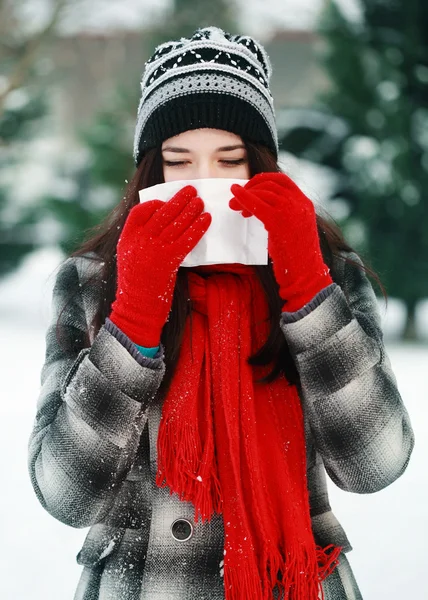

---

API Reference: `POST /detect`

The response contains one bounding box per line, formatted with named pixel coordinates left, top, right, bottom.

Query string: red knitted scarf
left=156, top=263, right=341, bottom=599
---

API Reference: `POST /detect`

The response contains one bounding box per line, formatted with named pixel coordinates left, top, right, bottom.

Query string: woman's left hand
left=229, top=172, right=333, bottom=312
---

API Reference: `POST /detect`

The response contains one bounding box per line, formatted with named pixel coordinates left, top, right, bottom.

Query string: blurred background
left=0, top=0, right=427, bottom=598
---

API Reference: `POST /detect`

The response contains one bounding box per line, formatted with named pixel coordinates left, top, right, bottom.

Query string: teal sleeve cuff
left=135, top=344, right=160, bottom=358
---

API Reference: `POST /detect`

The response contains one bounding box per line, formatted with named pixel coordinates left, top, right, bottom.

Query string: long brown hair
left=66, top=141, right=385, bottom=400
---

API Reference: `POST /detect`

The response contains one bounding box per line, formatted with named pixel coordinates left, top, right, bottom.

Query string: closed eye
left=163, top=159, right=246, bottom=167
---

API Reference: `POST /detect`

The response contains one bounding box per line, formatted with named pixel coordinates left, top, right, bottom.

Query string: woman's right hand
left=109, top=185, right=211, bottom=347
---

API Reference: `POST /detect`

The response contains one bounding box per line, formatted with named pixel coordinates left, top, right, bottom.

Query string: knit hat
left=133, top=26, right=278, bottom=166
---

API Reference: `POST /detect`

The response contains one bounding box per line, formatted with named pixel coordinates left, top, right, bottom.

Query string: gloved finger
left=232, top=184, right=279, bottom=208
left=160, top=196, right=208, bottom=244
left=229, top=185, right=265, bottom=218
left=245, top=180, right=290, bottom=199
left=175, top=212, right=212, bottom=260
left=229, top=185, right=281, bottom=214
left=230, top=185, right=279, bottom=230
left=146, top=185, right=199, bottom=237
left=228, top=196, right=252, bottom=218
left=123, top=200, right=165, bottom=229
left=251, top=181, right=315, bottom=218
left=244, top=172, right=297, bottom=191
left=229, top=196, right=242, bottom=211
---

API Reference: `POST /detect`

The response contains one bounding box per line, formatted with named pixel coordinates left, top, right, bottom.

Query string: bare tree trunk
left=0, top=0, right=68, bottom=118
left=402, top=300, right=418, bottom=342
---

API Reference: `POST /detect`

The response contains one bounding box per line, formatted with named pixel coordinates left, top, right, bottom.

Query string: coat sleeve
left=28, top=256, right=166, bottom=528
left=279, top=251, right=414, bottom=493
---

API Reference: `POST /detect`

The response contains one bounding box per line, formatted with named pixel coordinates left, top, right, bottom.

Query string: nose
left=195, top=162, right=219, bottom=179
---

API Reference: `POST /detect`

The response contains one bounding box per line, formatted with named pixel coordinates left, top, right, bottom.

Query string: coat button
left=171, top=518, right=193, bottom=541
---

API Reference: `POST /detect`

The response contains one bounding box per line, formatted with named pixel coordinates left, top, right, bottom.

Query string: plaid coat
left=28, top=250, right=414, bottom=600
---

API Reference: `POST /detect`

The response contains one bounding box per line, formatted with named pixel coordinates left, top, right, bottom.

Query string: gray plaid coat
left=28, top=250, right=414, bottom=600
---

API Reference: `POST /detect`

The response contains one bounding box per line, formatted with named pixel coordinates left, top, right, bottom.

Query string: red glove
left=110, top=185, right=212, bottom=347
left=229, top=172, right=333, bottom=313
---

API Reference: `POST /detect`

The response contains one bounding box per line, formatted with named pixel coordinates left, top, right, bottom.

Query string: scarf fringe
left=223, top=544, right=342, bottom=600
left=156, top=418, right=223, bottom=522
left=223, top=559, right=264, bottom=600
left=316, top=544, right=343, bottom=582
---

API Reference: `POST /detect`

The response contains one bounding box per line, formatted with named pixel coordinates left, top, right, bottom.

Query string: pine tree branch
left=0, top=0, right=68, bottom=117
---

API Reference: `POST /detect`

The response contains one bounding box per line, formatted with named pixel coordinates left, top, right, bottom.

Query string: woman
left=28, top=27, right=414, bottom=600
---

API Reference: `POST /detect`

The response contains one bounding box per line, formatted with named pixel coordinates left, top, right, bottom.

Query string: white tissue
left=138, top=178, right=268, bottom=267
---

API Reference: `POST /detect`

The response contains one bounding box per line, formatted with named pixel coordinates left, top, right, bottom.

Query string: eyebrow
left=162, top=144, right=246, bottom=153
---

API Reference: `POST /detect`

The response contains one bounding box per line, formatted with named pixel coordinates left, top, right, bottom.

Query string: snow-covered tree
left=0, top=0, right=69, bottom=276
left=32, top=89, right=135, bottom=257
left=277, top=0, right=428, bottom=340
left=147, top=0, right=238, bottom=48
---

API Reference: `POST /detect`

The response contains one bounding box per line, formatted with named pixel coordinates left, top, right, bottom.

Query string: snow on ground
left=0, top=249, right=427, bottom=599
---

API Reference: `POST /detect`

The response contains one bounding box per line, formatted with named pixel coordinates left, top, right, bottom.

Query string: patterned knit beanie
left=133, top=26, right=278, bottom=166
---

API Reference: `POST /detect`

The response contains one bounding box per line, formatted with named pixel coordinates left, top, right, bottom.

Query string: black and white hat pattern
left=133, top=26, right=278, bottom=165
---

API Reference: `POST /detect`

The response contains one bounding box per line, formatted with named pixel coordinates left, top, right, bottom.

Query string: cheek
left=237, top=162, right=251, bottom=180
left=163, top=165, right=199, bottom=182
left=163, top=167, right=184, bottom=183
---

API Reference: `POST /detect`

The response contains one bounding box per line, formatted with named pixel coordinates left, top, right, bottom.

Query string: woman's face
left=162, top=128, right=250, bottom=181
